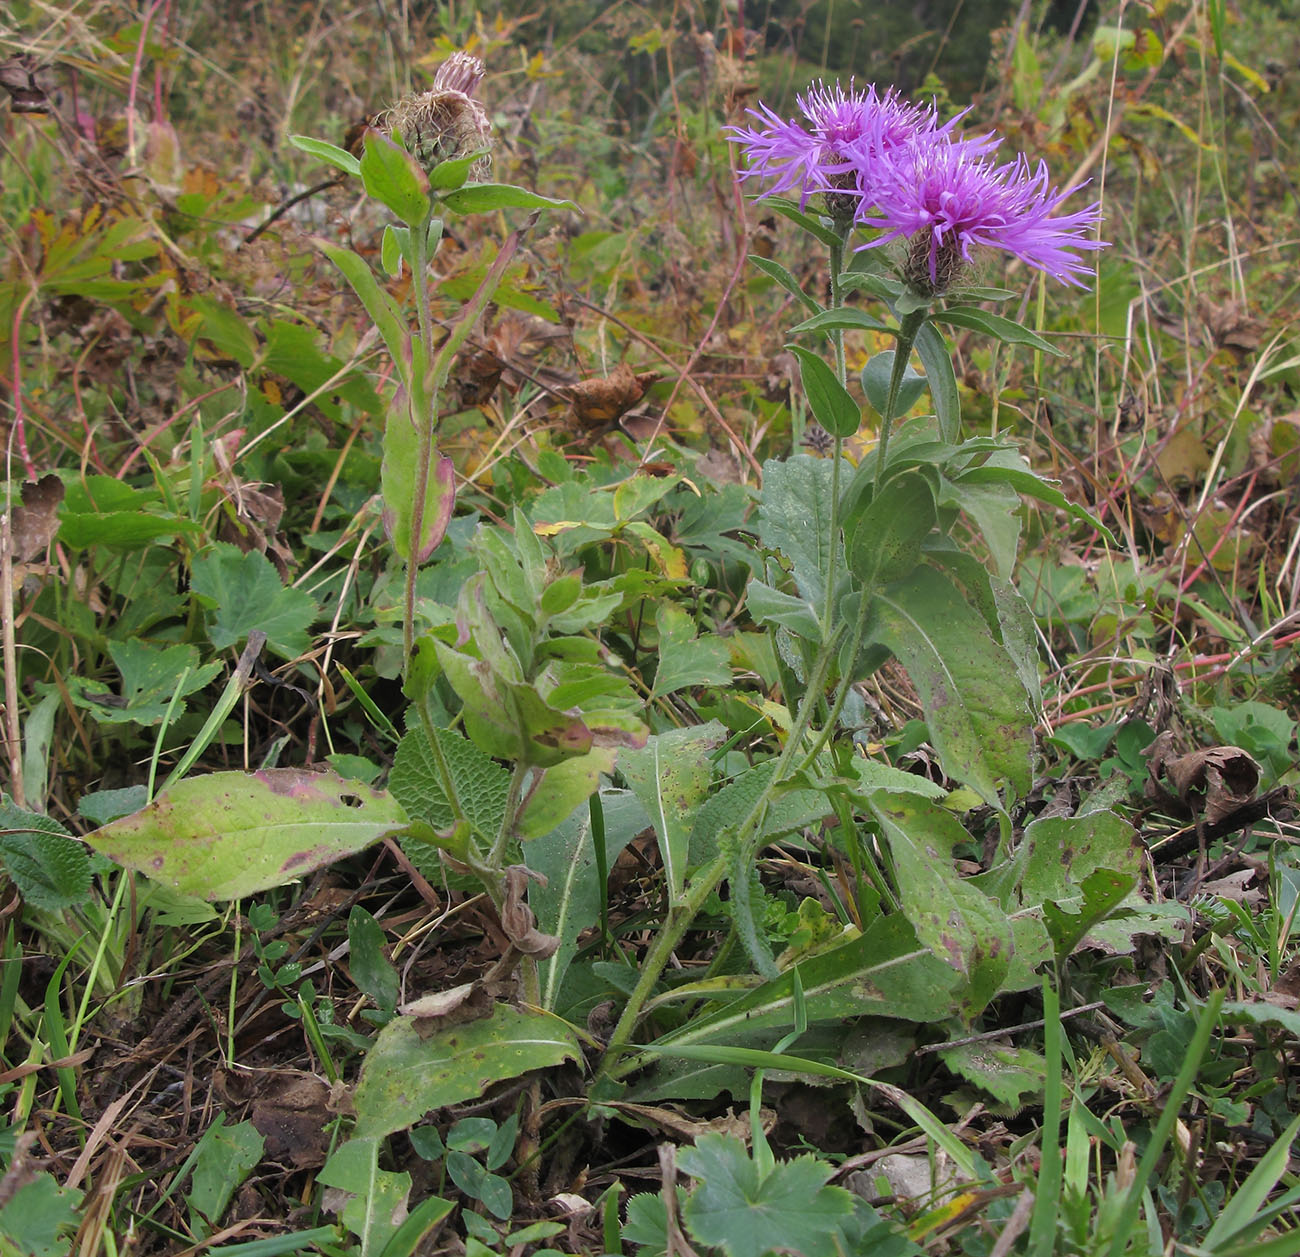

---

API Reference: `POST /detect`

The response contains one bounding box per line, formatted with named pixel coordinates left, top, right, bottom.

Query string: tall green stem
left=819, top=224, right=853, bottom=640
left=873, top=309, right=927, bottom=494
left=599, top=623, right=844, bottom=1076
left=403, top=211, right=439, bottom=669
left=599, top=308, right=931, bottom=1078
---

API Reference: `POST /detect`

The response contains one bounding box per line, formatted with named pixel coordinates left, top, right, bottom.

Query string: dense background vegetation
left=2, top=0, right=1300, bottom=1253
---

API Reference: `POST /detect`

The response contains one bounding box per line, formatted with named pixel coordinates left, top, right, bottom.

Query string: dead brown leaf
left=561, top=362, right=659, bottom=431
left=8, top=474, right=64, bottom=561
left=1145, top=735, right=1260, bottom=825
left=501, top=865, right=559, bottom=958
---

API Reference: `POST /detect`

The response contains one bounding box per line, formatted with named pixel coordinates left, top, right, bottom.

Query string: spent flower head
left=380, top=51, right=492, bottom=181
left=856, top=142, right=1106, bottom=293
left=727, top=81, right=972, bottom=219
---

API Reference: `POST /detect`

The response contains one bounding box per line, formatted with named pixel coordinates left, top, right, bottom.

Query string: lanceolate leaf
left=953, top=463, right=1117, bottom=545
left=352, top=1005, right=581, bottom=1139
left=912, top=321, right=960, bottom=442
left=747, top=255, right=821, bottom=315
left=760, top=195, right=842, bottom=249
left=867, top=793, right=1012, bottom=1018
left=931, top=306, right=1061, bottom=354
left=85, top=770, right=408, bottom=900
left=867, top=567, right=1033, bottom=803
left=313, top=238, right=409, bottom=372
left=289, top=134, right=360, bottom=177
left=788, top=307, right=890, bottom=336
left=440, top=183, right=577, bottom=214
left=620, top=723, right=724, bottom=902
left=526, top=789, right=647, bottom=1010
left=757, top=455, right=842, bottom=607
left=788, top=345, right=860, bottom=438
left=648, top=914, right=962, bottom=1053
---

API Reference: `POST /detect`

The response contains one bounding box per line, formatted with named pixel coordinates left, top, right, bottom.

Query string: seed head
left=379, top=52, right=492, bottom=181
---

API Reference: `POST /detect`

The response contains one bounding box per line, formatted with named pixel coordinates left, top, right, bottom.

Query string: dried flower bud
left=377, top=52, right=492, bottom=181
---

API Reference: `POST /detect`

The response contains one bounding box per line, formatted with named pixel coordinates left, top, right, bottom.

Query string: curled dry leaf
left=561, top=361, right=659, bottom=431
left=500, top=865, right=560, bottom=958
left=1145, top=731, right=1261, bottom=825
left=8, top=474, right=64, bottom=562
left=402, top=982, right=498, bottom=1034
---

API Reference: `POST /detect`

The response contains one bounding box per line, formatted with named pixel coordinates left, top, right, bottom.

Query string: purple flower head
left=727, top=81, right=973, bottom=214
left=858, top=142, right=1106, bottom=292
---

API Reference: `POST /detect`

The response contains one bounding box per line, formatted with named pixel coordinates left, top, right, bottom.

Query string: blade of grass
left=1029, top=979, right=1064, bottom=1256
left=1104, top=988, right=1225, bottom=1257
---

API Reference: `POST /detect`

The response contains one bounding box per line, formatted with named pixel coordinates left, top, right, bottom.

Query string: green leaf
left=389, top=724, right=510, bottom=843
left=190, top=294, right=259, bottom=366
left=380, top=223, right=407, bottom=277
left=938, top=1041, right=1046, bottom=1108
left=360, top=129, right=430, bottom=226
left=678, top=1133, right=854, bottom=1257
left=760, top=195, right=842, bottom=249
left=0, top=798, right=91, bottom=911
left=944, top=475, right=1022, bottom=579
left=787, top=307, right=890, bottom=336
left=348, top=906, right=399, bottom=1012
left=974, top=810, right=1143, bottom=987
left=376, top=1194, right=456, bottom=1257
left=517, top=747, right=616, bottom=840
left=651, top=915, right=962, bottom=1052
left=757, top=455, right=841, bottom=607
left=58, top=508, right=197, bottom=549
left=526, top=789, right=646, bottom=1010
left=866, top=567, right=1034, bottom=803
left=85, top=770, right=408, bottom=900
left=381, top=413, right=456, bottom=563
left=912, top=321, right=960, bottom=442
left=69, top=640, right=222, bottom=726
left=313, top=237, right=410, bottom=372
left=931, top=306, right=1062, bottom=354
left=860, top=349, right=928, bottom=421
left=319, top=1136, right=412, bottom=1257
left=289, top=133, right=360, bottom=177
left=1042, top=867, right=1136, bottom=958
left=0, top=1173, right=81, bottom=1257
left=688, top=762, right=828, bottom=868
left=788, top=345, right=860, bottom=438
left=429, top=149, right=487, bottom=190
left=953, top=462, right=1117, bottom=546
left=650, top=604, right=731, bottom=698
left=190, top=544, right=318, bottom=659
left=186, top=1117, right=265, bottom=1232
left=845, top=466, right=938, bottom=593
left=620, top=724, right=724, bottom=901
left=867, top=794, right=1012, bottom=1017
left=352, top=1005, right=581, bottom=1139
left=747, top=255, right=820, bottom=315
left=746, top=580, right=822, bottom=642
left=441, top=183, right=577, bottom=214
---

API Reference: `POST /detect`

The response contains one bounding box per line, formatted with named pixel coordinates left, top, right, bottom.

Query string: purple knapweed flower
left=857, top=141, right=1106, bottom=292
left=727, top=81, right=975, bottom=216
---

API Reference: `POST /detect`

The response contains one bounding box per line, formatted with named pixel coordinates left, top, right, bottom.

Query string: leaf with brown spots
left=352, top=1004, right=581, bottom=1139
left=84, top=769, right=409, bottom=900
